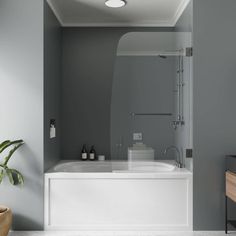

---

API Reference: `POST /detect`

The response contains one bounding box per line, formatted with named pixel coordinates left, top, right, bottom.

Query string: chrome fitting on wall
left=173, top=55, right=185, bottom=130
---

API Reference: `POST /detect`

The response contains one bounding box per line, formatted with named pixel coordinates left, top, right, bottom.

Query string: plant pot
left=0, top=206, right=12, bottom=236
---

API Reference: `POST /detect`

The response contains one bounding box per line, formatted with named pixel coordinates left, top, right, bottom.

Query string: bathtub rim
left=45, top=160, right=192, bottom=179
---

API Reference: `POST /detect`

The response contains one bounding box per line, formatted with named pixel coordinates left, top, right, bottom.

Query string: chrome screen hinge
left=185, top=47, right=193, bottom=57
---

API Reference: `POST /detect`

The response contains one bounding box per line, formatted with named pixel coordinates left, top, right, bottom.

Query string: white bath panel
left=44, top=171, right=192, bottom=231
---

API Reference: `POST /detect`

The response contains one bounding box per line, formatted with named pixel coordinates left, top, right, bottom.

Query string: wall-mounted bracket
left=185, top=47, right=193, bottom=57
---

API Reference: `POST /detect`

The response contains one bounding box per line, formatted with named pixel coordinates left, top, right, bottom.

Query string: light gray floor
left=9, top=232, right=229, bottom=236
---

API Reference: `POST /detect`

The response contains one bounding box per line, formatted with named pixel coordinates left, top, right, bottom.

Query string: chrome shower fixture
left=158, top=55, right=167, bottom=59
left=173, top=55, right=185, bottom=130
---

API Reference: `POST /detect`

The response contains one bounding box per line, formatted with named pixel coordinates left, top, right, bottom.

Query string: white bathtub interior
left=52, top=161, right=176, bottom=173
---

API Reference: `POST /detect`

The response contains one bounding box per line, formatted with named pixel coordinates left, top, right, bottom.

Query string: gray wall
left=111, top=56, right=175, bottom=160
left=192, top=0, right=236, bottom=230
left=61, top=27, right=174, bottom=159
left=175, top=1, right=193, bottom=33
left=44, top=2, right=61, bottom=171
left=0, top=0, right=44, bottom=230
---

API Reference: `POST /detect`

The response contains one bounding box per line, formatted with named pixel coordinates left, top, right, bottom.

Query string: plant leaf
left=6, top=169, right=14, bottom=185
left=0, top=140, right=10, bottom=148
left=11, top=169, right=24, bottom=185
left=3, top=142, right=24, bottom=166
left=0, top=169, right=5, bottom=184
left=0, top=140, right=24, bottom=186
left=0, top=140, right=11, bottom=153
left=0, top=140, right=23, bottom=154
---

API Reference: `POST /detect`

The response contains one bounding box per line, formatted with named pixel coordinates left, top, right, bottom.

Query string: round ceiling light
left=105, top=0, right=126, bottom=8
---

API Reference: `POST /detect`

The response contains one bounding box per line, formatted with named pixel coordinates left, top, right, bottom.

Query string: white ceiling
left=47, top=0, right=190, bottom=27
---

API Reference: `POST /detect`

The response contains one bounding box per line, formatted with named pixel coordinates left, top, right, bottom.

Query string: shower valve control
left=133, top=133, right=142, bottom=141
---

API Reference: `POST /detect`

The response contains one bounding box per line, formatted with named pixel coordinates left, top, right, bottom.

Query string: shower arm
left=157, top=47, right=192, bottom=58
left=157, top=49, right=185, bottom=58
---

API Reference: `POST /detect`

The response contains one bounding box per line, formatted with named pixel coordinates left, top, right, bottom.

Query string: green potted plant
left=0, top=140, right=24, bottom=236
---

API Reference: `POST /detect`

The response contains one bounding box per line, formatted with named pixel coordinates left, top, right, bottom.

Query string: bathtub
left=44, top=161, right=192, bottom=232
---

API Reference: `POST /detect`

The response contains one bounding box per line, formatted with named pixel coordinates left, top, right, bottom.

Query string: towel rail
left=130, top=113, right=172, bottom=116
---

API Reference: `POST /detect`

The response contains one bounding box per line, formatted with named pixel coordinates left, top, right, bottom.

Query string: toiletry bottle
left=89, top=145, right=96, bottom=161
left=81, top=144, right=88, bottom=161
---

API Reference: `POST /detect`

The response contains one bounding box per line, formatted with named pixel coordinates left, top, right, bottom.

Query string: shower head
left=157, top=48, right=187, bottom=58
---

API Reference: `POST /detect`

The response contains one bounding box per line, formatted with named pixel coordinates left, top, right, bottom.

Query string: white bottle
left=50, top=124, right=56, bottom=138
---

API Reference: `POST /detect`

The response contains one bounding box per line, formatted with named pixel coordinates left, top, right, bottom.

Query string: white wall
left=0, top=0, right=44, bottom=230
